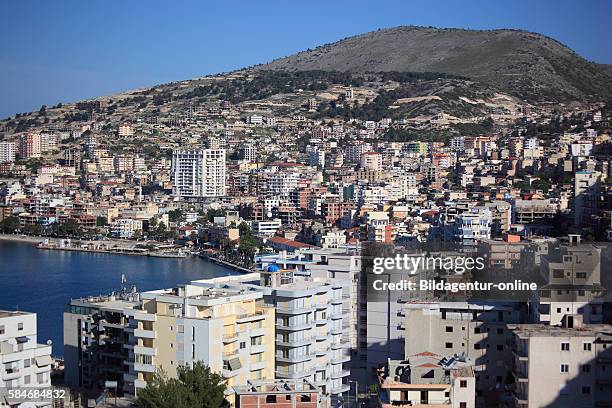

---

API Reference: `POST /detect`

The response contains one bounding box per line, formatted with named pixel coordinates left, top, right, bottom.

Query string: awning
left=16, top=336, right=29, bottom=343
left=35, top=355, right=53, bottom=367
left=228, top=357, right=242, bottom=371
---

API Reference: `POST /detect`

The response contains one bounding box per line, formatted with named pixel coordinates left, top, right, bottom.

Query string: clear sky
left=1, top=0, right=610, bottom=119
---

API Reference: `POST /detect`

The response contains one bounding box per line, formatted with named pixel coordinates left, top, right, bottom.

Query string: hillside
left=260, top=26, right=612, bottom=102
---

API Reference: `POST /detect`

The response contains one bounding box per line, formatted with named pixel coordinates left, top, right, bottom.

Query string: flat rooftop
left=510, top=324, right=612, bottom=338
left=0, top=310, right=31, bottom=318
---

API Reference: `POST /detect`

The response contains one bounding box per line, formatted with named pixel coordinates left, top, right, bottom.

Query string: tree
left=96, top=216, right=108, bottom=227
left=1, top=216, right=20, bottom=233
left=168, top=209, right=184, bottom=222
left=137, top=362, right=228, bottom=408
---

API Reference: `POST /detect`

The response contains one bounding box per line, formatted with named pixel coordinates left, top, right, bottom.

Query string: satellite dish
left=267, top=211, right=273, bottom=218
left=47, top=340, right=53, bottom=346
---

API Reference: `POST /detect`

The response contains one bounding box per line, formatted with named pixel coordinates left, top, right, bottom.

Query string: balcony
left=277, top=305, right=315, bottom=315
left=3, top=368, right=21, bottom=380
left=237, top=311, right=266, bottom=323
left=512, top=349, right=528, bottom=361
left=276, top=353, right=315, bottom=363
left=330, top=369, right=350, bottom=379
left=251, top=344, right=268, bottom=354
left=134, top=362, right=156, bottom=373
left=222, top=332, right=238, bottom=343
left=277, top=337, right=313, bottom=347
left=134, top=345, right=156, bottom=356
left=277, top=321, right=313, bottom=331
left=134, top=329, right=156, bottom=339
left=222, top=368, right=240, bottom=378
left=513, top=369, right=528, bottom=383
left=331, top=354, right=351, bottom=364
left=275, top=368, right=315, bottom=379
left=222, top=350, right=240, bottom=360
left=330, top=384, right=350, bottom=394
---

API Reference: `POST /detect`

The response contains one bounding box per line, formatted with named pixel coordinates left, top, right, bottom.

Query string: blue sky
left=1, top=0, right=610, bottom=119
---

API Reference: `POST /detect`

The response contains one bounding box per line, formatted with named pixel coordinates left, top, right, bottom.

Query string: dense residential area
left=0, top=26, right=611, bottom=408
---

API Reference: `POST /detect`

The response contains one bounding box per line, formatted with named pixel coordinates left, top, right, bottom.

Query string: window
left=266, top=395, right=277, bottom=403
left=17, top=323, right=23, bottom=331
left=497, top=345, right=503, bottom=351
left=497, top=328, right=503, bottom=335
left=240, top=342, right=246, bottom=349
left=581, top=386, right=590, bottom=394
left=560, top=364, right=569, bottom=373
left=445, top=342, right=453, bottom=349
left=0, top=325, right=4, bottom=335
left=460, top=403, right=467, bottom=408
left=576, top=272, right=587, bottom=279
left=581, top=364, right=591, bottom=373
left=24, top=375, right=31, bottom=385
left=583, top=343, right=592, bottom=351
left=561, top=342, right=570, bottom=351
left=445, top=326, right=453, bottom=332
left=460, top=380, right=467, bottom=388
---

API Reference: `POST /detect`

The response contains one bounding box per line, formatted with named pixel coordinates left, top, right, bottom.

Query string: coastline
left=0, top=233, right=44, bottom=245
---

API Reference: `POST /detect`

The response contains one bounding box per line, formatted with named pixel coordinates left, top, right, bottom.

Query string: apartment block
left=171, top=149, right=226, bottom=197
left=403, top=302, right=523, bottom=398
left=532, top=237, right=605, bottom=325
left=509, top=318, right=612, bottom=407
left=0, top=141, right=16, bottom=163
left=64, top=287, right=276, bottom=402
left=0, top=311, right=54, bottom=407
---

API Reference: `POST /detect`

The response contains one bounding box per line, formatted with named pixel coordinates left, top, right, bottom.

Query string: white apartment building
left=1, top=311, right=54, bottom=407
left=171, top=149, right=226, bottom=197
left=267, top=172, right=300, bottom=199
left=0, top=141, right=17, bottom=163
left=257, top=269, right=351, bottom=406
left=252, top=219, right=282, bottom=236
left=444, top=207, right=492, bottom=247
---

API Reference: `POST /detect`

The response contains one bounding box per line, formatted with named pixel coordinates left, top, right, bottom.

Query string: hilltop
left=260, top=26, right=612, bottom=102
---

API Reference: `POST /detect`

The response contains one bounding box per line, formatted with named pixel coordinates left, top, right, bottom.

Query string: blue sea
left=0, top=240, right=235, bottom=356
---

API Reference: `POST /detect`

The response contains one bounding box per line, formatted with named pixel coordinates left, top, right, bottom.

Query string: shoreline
left=0, top=233, right=45, bottom=245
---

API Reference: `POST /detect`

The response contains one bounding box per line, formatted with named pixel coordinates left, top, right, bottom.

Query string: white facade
left=171, top=149, right=226, bottom=197
left=0, top=141, right=17, bottom=163
left=0, top=311, right=53, bottom=407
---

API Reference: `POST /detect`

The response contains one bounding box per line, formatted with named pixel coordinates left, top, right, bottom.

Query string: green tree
left=1, top=216, right=20, bottom=233
left=137, top=362, right=228, bottom=408
left=96, top=216, right=108, bottom=227
left=168, top=209, right=184, bottom=222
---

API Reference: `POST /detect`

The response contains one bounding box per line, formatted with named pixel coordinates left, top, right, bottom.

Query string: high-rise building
left=171, top=149, right=226, bottom=197
left=1, top=310, right=54, bottom=407
left=0, top=141, right=16, bottom=163
left=19, top=133, right=42, bottom=159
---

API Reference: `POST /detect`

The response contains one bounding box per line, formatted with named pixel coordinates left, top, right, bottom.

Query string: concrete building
left=1, top=310, right=53, bottom=407
left=64, top=285, right=276, bottom=403
left=532, top=237, right=605, bottom=325
left=574, top=170, right=602, bottom=227
left=0, top=142, right=16, bottom=163
left=403, top=302, right=523, bottom=398
left=19, top=133, right=42, bottom=159
left=232, top=379, right=320, bottom=408
left=509, top=318, right=612, bottom=407
left=171, top=149, right=226, bottom=197
left=379, top=353, right=476, bottom=408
